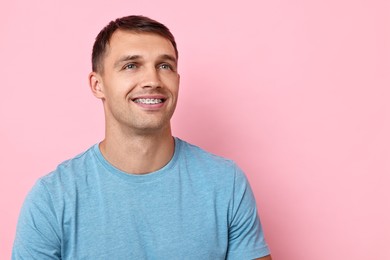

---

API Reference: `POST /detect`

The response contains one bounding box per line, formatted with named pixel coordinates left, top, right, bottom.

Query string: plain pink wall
left=1, top=0, right=389, bottom=259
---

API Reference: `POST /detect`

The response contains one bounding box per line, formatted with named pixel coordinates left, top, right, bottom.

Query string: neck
left=99, top=126, right=175, bottom=175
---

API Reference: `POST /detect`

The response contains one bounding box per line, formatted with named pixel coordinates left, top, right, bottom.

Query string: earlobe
left=89, top=72, right=105, bottom=99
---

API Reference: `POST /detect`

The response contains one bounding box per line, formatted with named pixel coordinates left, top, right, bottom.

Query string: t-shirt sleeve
left=226, top=165, right=271, bottom=260
left=12, top=179, right=61, bottom=260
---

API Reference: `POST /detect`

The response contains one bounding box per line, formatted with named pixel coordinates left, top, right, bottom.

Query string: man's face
left=92, top=30, right=180, bottom=135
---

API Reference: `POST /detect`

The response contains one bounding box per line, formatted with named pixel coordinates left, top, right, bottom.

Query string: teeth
left=134, top=98, right=163, bottom=104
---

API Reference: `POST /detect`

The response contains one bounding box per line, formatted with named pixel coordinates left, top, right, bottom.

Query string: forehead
left=106, top=30, right=176, bottom=60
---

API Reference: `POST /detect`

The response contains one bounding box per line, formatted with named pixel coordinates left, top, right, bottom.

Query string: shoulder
left=37, top=145, right=98, bottom=194
left=175, top=138, right=247, bottom=183
left=177, top=138, right=236, bottom=166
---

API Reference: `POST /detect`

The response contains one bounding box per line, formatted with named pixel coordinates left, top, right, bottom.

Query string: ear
left=89, top=72, right=105, bottom=99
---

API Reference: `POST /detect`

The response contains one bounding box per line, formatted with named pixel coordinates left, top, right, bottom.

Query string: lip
left=131, top=95, right=167, bottom=110
left=132, top=94, right=167, bottom=100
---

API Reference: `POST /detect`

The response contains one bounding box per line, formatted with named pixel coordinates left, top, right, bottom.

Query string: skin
left=89, top=29, right=272, bottom=259
left=89, top=30, right=180, bottom=174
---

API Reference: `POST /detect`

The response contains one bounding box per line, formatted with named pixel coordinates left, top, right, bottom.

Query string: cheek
left=166, top=76, right=180, bottom=92
left=104, top=77, right=136, bottom=95
left=170, top=85, right=179, bottom=98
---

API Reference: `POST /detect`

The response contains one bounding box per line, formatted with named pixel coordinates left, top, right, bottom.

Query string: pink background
left=1, top=0, right=389, bottom=259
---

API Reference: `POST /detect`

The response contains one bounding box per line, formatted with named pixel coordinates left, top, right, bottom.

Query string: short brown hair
left=92, top=15, right=178, bottom=73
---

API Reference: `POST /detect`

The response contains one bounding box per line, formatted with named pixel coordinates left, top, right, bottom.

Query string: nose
left=142, top=67, right=161, bottom=89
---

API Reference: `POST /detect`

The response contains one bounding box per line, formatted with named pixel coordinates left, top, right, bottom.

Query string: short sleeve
left=12, top=179, right=61, bottom=260
left=226, top=165, right=270, bottom=260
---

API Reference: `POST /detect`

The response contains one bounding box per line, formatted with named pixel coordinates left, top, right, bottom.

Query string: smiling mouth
left=133, top=98, right=165, bottom=104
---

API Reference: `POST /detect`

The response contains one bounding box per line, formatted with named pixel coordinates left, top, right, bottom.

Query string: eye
left=124, top=63, right=137, bottom=70
left=159, top=63, right=173, bottom=70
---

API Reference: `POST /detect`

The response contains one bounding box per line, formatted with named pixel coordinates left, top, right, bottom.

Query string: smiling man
left=13, top=16, right=271, bottom=259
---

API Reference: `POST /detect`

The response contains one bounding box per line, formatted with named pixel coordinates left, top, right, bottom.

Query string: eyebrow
left=159, top=54, right=177, bottom=64
left=114, top=55, right=141, bottom=68
left=113, top=54, right=178, bottom=68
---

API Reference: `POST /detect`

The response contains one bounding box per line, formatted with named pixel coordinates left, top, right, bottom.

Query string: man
left=13, top=15, right=271, bottom=259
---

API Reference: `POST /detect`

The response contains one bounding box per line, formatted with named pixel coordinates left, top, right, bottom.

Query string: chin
left=132, top=122, right=171, bottom=135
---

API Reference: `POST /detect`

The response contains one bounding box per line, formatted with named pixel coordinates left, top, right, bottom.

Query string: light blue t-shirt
left=13, top=138, right=270, bottom=259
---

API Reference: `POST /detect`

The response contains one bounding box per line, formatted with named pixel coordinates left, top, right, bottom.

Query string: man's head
left=92, top=15, right=178, bottom=74
left=89, top=15, right=180, bottom=136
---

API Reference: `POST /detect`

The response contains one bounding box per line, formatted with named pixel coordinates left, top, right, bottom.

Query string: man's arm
left=256, top=255, right=272, bottom=260
left=13, top=180, right=61, bottom=259
left=227, top=165, right=271, bottom=259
